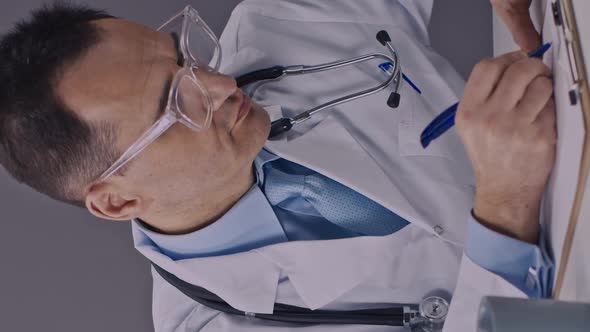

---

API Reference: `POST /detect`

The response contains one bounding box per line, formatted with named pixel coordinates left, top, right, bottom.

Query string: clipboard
left=551, top=0, right=590, bottom=298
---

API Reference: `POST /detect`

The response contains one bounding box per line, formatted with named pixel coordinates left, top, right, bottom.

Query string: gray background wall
left=0, top=1, right=492, bottom=331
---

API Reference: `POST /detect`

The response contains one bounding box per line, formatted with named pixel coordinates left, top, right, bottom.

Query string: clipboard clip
left=552, top=1, right=563, bottom=26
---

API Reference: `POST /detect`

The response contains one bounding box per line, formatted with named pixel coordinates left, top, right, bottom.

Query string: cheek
left=137, top=109, right=264, bottom=190
left=156, top=124, right=231, bottom=178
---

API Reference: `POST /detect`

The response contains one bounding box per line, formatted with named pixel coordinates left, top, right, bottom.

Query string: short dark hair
left=0, top=2, right=117, bottom=207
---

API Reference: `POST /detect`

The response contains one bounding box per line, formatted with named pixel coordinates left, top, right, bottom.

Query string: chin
left=251, top=102, right=271, bottom=140
left=235, top=103, right=270, bottom=159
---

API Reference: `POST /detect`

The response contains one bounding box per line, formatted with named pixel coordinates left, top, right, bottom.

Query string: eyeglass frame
left=96, top=5, right=222, bottom=182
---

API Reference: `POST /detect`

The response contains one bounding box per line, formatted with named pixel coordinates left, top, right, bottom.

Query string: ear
left=85, top=182, right=147, bottom=221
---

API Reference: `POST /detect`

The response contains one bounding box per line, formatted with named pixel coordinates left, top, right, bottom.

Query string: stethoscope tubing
left=236, top=30, right=402, bottom=138
left=284, top=52, right=399, bottom=124
left=152, top=263, right=412, bottom=326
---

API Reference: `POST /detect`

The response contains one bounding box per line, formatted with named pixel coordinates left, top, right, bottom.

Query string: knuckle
left=533, top=123, right=557, bottom=151
left=503, top=51, right=527, bottom=62
left=507, top=60, right=530, bottom=78
left=539, top=76, right=553, bottom=91
left=478, top=57, right=496, bottom=67
left=514, top=130, right=530, bottom=146
left=530, top=76, right=553, bottom=95
left=456, top=109, right=476, bottom=133
left=509, top=58, right=546, bottom=77
left=473, top=58, right=496, bottom=76
left=528, top=58, right=551, bottom=77
left=532, top=58, right=551, bottom=74
left=481, top=113, right=502, bottom=133
left=536, top=134, right=556, bottom=152
left=455, top=109, right=467, bottom=127
left=543, top=111, right=557, bottom=127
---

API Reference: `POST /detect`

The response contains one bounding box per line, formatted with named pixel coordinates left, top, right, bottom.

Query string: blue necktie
left=264, top=166, right=409, bottom=236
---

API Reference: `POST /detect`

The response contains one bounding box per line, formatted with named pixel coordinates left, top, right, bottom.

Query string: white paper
left=555, top=0, right=590, bottom=301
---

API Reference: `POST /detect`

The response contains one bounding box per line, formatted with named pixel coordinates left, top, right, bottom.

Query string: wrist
left=473, top=192, right=541, bottom=244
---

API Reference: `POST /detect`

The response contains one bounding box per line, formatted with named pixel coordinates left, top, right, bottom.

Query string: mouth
left=236, top=93, right=252, bottom=123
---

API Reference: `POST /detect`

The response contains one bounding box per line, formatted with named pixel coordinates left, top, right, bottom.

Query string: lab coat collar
left=134, top=214, right=424, bottom=312
left=132, top=223, right=282, bottom=314
left=255, top=228, right=421, bottom=310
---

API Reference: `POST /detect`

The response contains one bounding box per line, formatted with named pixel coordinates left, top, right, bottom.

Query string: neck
left=142, top=163, right=256, bottom=235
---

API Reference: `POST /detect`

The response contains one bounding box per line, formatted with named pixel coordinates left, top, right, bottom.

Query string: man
left=0, top=0, right=555, bottom=331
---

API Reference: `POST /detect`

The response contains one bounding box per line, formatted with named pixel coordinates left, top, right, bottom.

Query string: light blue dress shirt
left=465, top=215, right=554, bottom=298
left=135, top=149, right=554, bottom=298
left=134, top=149, right=286, bottom=259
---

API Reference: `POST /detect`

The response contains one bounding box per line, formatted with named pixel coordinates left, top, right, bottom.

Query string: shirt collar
left=133, top=149, right=285, bottom=260
left=254, top=148, right=281, bottom=186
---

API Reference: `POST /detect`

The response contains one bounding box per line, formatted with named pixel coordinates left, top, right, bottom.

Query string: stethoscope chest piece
left=410, top=296, right=449, bottom=332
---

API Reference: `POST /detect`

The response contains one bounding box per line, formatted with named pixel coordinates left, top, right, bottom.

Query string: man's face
left=57, top=19, right=270, bottom=222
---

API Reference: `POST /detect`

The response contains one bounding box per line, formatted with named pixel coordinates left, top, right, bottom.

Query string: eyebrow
left=153, top=33, right=183, bottom=123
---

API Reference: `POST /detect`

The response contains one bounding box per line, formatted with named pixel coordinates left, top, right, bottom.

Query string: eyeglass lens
left=176, top=74, right=211, bottom=129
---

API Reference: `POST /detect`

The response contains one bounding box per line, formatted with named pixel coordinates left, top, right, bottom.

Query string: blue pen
left=420, top=42, right=552, bottom=148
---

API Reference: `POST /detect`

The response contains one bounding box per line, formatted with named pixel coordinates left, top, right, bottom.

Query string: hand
left=456, top=51, right=556, bottom=243
left=491, top=0, right=541, bottom=52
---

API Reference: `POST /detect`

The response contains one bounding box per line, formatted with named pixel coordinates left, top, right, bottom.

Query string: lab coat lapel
left=255, top=226, right=429, bottom=310
left=133, top=225, right=281, bottom=314
left=264, top=106, right=424, bottom=234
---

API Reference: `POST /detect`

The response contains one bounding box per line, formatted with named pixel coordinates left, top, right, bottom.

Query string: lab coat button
left=526, top=267, right=540, bottom=291
left=433, top=225, right=444, bottom=235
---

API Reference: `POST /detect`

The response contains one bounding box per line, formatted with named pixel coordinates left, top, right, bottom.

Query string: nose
left=195, top=69, right=238, bottom=111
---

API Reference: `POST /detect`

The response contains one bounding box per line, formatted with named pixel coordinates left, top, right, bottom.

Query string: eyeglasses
left=97, top=5, right=222, bottom=182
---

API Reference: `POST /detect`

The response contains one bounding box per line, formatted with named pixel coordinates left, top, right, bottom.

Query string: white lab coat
left=133, top=1, right=528, bottom=331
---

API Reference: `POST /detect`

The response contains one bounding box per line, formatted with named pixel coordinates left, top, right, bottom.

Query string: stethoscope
left=153, top=263, right=449, bottom=331
left=236, top=30, right=403, bottom=139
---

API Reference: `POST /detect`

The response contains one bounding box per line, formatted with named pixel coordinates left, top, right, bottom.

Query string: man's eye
left=170, top=32, right=183, bottom=66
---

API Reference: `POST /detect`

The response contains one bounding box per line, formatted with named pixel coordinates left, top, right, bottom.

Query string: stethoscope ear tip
left=387, top=92, right=400, bottom=108
left=268, top=117, right=294, bottom=139
left=376, top=30, right=392, bottom=46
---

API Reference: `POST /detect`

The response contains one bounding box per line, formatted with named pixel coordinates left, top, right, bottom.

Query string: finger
left=508, top=13, right=542, bottom=53
left=464, top=51, right=527, bottom=103
left=515, top=27, right=542, bottom=53
left=534, top=98, right=556, bottom=128
left=532, top=100, right=557, bottom=144
left=490, top=57, right=551, bottom=110
left=517, top=76, right=553, bottom=123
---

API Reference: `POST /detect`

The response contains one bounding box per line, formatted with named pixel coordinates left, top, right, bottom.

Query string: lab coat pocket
left=398, top=87, right=461, bottom=160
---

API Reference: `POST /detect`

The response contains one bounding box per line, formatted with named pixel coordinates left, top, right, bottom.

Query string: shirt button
left=433, top=225, right=444, bottom=235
